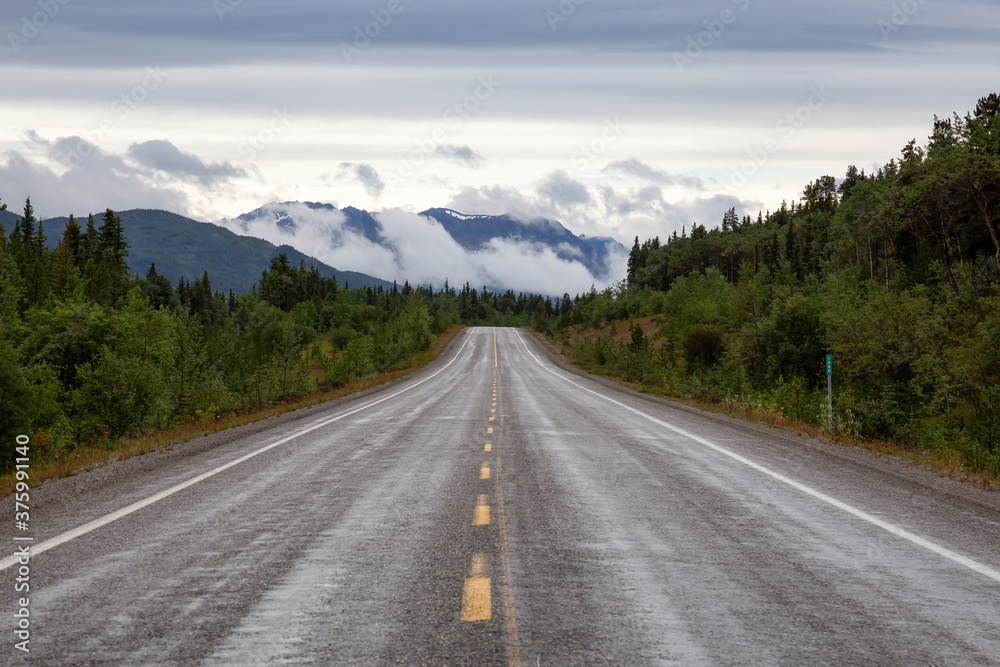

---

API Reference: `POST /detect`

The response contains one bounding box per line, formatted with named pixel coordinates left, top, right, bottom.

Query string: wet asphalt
left=2, top=327, right=999, bottom=665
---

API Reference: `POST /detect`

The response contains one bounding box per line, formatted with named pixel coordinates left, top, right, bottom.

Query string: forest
left=2, top=93, right=998, bottom=480
left=0, top=206, right=555, bottom=469
left=547, top=93, right=1000, bottom=478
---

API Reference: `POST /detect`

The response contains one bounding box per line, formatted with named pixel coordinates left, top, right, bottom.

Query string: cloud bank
left=216, top=202, right=623, bottom=296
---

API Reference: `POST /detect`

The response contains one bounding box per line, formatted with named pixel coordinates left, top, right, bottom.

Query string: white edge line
left=514, top=330, right=1000, bottom=585
left=0, top=332, right=474, bottom=571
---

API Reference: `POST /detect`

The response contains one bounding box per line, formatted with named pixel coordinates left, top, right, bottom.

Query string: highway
left=3, top=326, right=999, bottom=665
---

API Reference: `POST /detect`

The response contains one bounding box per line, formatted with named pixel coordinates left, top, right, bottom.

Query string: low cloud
left=603, top=158, right=705, bottom=190
left=0, top=140, right=189, bottom=218
left=128, top=140, right=247, bottom=187
left=448, top=170, right=761, bottom=243
left=434, top=144, right=485, bottom=168
left=0, top=132, right=259, bottom=219
left=338, top=162, right=385, bottom=198
left=216, top=202, right=620, bottom=295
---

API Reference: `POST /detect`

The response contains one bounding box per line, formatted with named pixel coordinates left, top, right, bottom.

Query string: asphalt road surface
left=3, top=327, right=999, bottom=665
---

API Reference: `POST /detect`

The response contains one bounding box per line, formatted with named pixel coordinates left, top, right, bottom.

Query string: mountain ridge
left=228, top=200, right=627, bottom=283
left=0, top=208, right=391, bottom=295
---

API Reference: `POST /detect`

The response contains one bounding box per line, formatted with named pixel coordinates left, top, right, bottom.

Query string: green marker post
left=826, top=354, right=833, bottom=431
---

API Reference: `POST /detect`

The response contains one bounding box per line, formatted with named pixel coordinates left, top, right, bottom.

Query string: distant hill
left=229, top=201, right=628, bottom=285
left=233, top=201, right=387, bottom=246
left=2, top=208, right=390, bottom=295
left=419, top=207, right=626, bottom=279
left=0, top=209, right=17, bottom=231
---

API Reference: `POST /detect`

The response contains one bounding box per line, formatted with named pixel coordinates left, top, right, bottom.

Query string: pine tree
left=20, top=198, right=35, bottom=249
left=17, top=198, right=50, bottom=304
left=95, top=209, right=130, bottom=302
left=81, top=214, right=97, bottom=265
left=64, top=215, right=82, bottom=264
left=97, top=208, right=128, bottom=271
left=722, top=207, right=738, bottom=232
left=627, top=236, right=641, bottom=286
left=51, top=215, right=84, bottom=296
left=31, top=219, right=47, bottom=257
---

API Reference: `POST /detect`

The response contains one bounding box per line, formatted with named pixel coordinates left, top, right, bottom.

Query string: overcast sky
left=1, top=0, right=998, bottom=283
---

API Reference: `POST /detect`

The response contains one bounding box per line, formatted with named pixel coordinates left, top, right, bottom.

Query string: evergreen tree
left=20, top=198, right=35, bottom=249
left=95, top=208, right=130, bottom=302
left=31, top=219, right=46, bottom=257
left=63, top=214, right=82, bottom=264
left=722, top=207, right=738, bottom=232
left=81, top=213, right=97, bottom=265
left=97, top=208, right=129, bottom=271
left=51, top=215, right=84, bottom=296
left=627, top=236, right=641, bottom=286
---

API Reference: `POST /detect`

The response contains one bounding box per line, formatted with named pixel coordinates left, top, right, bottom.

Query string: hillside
left=419, top=207, right=625, bottom=279
left=3, top=208, right=390, bottom=294
left=225, top=201, right=628, bottom=289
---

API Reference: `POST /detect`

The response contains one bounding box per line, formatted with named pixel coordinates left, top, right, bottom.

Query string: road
left=2, top=326, right=999, bottom=665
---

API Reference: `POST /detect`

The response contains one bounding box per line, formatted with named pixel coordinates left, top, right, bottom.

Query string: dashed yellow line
left=489, top=416, right=495, bottom=422
left=484, top=442, right=491, bottom=452
left=480, top=462, right=491, bottom=479
left=461, top=553, right=491, bottom=622
left=473, top=495, right=490, bottom=525
left=487, top=427, right=493, bottom=434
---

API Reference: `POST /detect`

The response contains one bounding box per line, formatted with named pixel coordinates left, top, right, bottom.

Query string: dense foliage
left=547, top=94, right=1000, bottom=476
left=4, top=94, right=998, bottom=479
left=0, top=205, right=558, bottom=469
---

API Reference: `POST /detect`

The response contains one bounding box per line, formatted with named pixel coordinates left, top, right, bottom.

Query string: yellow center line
left=484, top=443, right=492, bottom=452
left=473, top=495, right=491, bottom=525
left=480, top=462, right=491, bottom=479
left=487, top=427, right=493, bottom=434
left=489, top=416, right=495, bottom=422
left=461, top=553, right=491, bottom=622
left=491, top=408, right=496, bottom=413
left=491, top=380, right=521, bottom=666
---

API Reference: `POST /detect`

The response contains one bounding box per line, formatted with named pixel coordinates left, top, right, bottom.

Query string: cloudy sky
left=1, top=0, right=998, bottom=288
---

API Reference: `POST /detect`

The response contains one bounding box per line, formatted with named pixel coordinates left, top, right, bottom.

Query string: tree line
left=0, top=203, right=555, bottom=469
left=541, top=93, right=1000, bottom=477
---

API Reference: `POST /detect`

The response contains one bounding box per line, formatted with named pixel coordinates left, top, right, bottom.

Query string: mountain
left=0, top=208, right=18, bottom=230
left=419, top=208, right=625, bottom=279
left=228, top=201, right=627, bottom=284
left=233, top=201, right=387, bottom=246
left=2, top=208, right=390, bottom=295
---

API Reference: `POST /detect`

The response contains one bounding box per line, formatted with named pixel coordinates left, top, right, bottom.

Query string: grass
left=528, top=326, right=1000, bottom=492
left=1, top=325, right=465, bottom=497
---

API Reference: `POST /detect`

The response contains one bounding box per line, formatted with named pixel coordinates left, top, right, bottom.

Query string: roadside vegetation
left=0, top=207, right=548, bottom=485
left=2, top=93, right=998, bottom=490
left=535, top=94, right=1000, bottom=484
